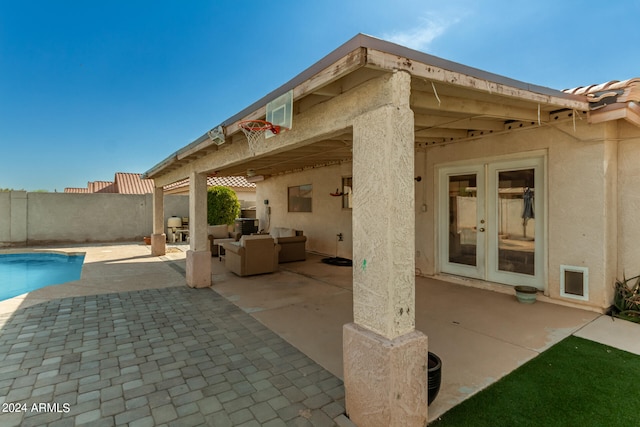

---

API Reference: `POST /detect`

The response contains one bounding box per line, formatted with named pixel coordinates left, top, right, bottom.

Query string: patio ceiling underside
left=212, top=132, right=354, bottom=178
left=208, top=75, right=585, bottom=179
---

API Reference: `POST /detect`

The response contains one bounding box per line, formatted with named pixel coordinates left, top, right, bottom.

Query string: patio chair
left=222, top=235, right=280, bottom=276
left=269, top=227, right=307, bottom=263
left=208, top=225, right=241, bottom=257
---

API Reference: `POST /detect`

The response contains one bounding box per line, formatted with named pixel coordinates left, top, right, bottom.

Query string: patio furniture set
left=208, top=225, right=307, bottom=276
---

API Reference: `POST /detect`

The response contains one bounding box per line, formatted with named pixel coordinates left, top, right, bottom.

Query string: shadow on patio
left=211, top=252, right=600, bottom=421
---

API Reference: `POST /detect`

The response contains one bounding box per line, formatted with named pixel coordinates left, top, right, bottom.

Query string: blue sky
left=2, top=1, right=639, bottom=192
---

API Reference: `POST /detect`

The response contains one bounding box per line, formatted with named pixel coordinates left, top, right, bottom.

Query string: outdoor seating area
left=207, top=223, right=307, bottom=274
left=222, top=235, right=281, bottom=276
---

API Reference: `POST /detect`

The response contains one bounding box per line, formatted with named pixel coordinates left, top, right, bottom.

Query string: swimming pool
left=0, top=252, right=85, bottom=301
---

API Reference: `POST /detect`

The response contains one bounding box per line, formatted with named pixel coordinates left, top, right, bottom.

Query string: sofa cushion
left=269, top=228, right=281, bottom=238
left=209, top=225, right=229, bottom=239
left=239, top=234, right=274, bottom=247
left=270, top=227, right=296, bottom=238
left=280, top=228, right=295, bottom=237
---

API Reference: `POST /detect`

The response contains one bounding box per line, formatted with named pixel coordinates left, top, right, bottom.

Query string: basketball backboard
left=265, top=89, right=293, bottom=138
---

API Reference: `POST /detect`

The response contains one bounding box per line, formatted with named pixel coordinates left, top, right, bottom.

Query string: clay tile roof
left=564, top=78, right=640, bottom=109
left=64, top=187, right=89, bottom=193
left=114, top=172, right=155, bottom=194
left=207, top=176, right=257, bottom=189
left=162, top=176, right=256, bottom=192
left=90, top=181, right=116, bottom=193
left=163, top=178, right=189, bottom=191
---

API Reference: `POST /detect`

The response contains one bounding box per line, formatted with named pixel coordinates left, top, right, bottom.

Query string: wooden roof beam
left=415, top=128, right=469, bottom=139
left=413, top=113, right=505, bottom=131
left=411, top=93, right=548, bottom=123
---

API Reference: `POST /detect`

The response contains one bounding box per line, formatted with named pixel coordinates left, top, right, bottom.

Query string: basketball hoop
left=238, top=120, right=280, bottom=145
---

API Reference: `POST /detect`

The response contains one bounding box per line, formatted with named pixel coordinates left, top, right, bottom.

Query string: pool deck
left=0, top=243, right=351, bottom=427
left=1, top=243, right=639, bottom=426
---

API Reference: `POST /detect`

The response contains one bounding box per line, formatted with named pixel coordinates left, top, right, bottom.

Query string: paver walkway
left=0, top=287, right=347, bottom=427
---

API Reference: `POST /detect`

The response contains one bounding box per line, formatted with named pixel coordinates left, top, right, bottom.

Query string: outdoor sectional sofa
left=269, top=227, right=307, bottom=263
left=222, top=235, right=280, bottom=276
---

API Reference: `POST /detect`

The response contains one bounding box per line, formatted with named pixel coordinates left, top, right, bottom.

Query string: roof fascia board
left=143, top=151, right=179, bottom=180
left=589, top=102, right=640, bottom=127
left=365, top=47, right=588, bottom=111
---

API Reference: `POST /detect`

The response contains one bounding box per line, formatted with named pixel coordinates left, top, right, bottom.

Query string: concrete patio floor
left=1, top=243, right=639, bottom=425
left=210, top=253, right=608, bottom=421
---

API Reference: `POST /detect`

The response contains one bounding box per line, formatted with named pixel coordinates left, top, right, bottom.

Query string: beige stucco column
left=151, top=186, right=166, bottom=256
left=186, top=171, right=212, bottom=288
left=344, top=71, right=428, bottom=426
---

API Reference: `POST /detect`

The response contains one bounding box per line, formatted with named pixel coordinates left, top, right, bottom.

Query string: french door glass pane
left=497, top=169, right=535, bottom=275
left=448, top=174, right=477, bottom=266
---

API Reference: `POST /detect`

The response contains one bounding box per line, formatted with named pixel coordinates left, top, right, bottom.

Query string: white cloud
left=382, top=15, right=458, bottom=51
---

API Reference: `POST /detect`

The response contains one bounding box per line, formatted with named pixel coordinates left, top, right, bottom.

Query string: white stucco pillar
left=151, top=186, right=166, bottom=256
left=343, top=71, right=428, bottom=426
left=186, top=171, right=211, bottom=288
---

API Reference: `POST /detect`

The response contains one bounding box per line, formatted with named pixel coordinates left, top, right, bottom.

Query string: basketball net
left=239, top=120, right=280, bottom=146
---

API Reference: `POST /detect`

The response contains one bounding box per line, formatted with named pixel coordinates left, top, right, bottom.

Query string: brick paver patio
left=0, top=287, right=347, bottom=426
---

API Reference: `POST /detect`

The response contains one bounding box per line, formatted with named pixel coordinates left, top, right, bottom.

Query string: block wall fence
left=0, top=191, right=188, bottom=246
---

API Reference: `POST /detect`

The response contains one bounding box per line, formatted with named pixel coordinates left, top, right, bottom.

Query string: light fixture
left=246, top=175, right=264, bottom=183
left=207, top=125, right=225, bottom=146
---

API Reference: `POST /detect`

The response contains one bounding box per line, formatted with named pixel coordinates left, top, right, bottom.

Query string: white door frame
left=438, top=164, right=486, bottom=280
left=437, top=154, right=546, bottom=290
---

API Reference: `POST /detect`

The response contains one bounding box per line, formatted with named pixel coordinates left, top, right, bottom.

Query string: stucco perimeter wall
left=618, top=121, right=640, bottom=279
left=0, top=192, right=188, bottom=246
left=420, top=120, right=615, bottom=310
left=255, top=163, right=353, bottom=258
left=0, top=192, right=15, bottom=243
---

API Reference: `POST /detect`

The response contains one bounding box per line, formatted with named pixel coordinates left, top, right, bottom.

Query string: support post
left=151, top=186, right=166, bottom=256
left=344, top=71, right=428, bottom=426
left=186, top=171, right=211, bottom=288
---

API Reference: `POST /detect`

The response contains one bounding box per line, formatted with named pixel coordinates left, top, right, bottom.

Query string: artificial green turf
left=429, top=335, right=640, bottom=427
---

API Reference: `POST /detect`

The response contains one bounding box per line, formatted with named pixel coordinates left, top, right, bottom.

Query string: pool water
left=0, top=252, right=85, bottom=301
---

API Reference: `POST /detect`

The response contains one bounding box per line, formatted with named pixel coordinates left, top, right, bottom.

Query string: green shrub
left=613, top=273, right=640, bottom=323
left=207, top=186, right=241, bottom=226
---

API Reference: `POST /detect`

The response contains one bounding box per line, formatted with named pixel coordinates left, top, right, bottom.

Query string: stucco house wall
left=256, top=162, right=353, bottom=258
left=420, top=119, right=617, bottom=310
left=618, top=120, right=640, bottom=280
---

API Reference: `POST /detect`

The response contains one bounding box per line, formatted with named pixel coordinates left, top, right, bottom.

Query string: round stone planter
left=428, top=351, right=442, bottom=406
left=514, top=285, right=538, bottom=304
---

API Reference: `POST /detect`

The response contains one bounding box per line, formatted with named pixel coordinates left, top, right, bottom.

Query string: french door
left=438, top=157, right=545, bottom=289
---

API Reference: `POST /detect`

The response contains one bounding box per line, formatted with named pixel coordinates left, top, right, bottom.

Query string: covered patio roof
left=144, top=33, right=592, bottom=185
left=141, top=33, right=640, bottom=424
